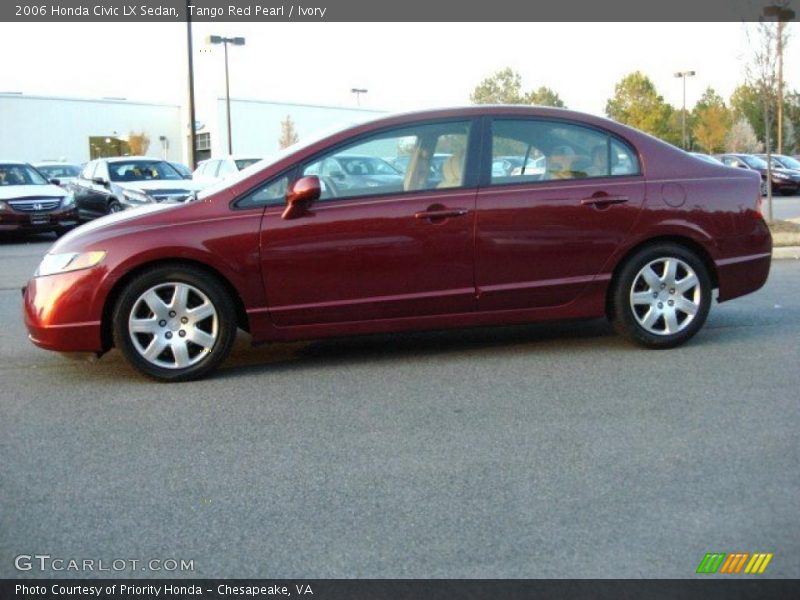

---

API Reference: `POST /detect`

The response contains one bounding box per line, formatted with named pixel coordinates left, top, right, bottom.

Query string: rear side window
left=490, top=119, right=639, bottom=185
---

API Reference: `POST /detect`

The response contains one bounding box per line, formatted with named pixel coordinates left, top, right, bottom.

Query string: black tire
left=107, top=199, right=123, bottom=214
left=112, top=265, right=238, bottom=381
left=609, top=243, right=712, bottom=349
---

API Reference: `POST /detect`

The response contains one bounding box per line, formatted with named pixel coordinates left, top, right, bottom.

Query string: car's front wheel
left=610, top=243, right=712, bottom=348
left=107, top=199, right=123, bottom=214
left=112, top=265, right=238, bottom=381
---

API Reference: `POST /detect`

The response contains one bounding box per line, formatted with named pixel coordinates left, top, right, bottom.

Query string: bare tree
left=278, top=115, right=299, bottom=149
left=127, top=131, right=151, bottom=156
left=726, top=118, right=764, bottom=153
left=745, top=17, right=786, bottom=221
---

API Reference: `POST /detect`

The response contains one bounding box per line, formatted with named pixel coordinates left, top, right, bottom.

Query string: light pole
left=351, top=88, right=368, bottom=106
left=208, top=35, right=246, bottom=155
left=185, top=1, right=197, bottom=169
left=763, top=3, right=795, bottom=155
left=674, top=70, right=696, bottom=149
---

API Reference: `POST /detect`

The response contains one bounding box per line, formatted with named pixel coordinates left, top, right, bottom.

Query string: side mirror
left=92, top=176, right=109, bottom=187
left=49, top=178, right=61, bottom=186
left=282, top=175, right=321, bottom=220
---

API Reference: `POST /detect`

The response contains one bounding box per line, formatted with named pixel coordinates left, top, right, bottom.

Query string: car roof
left=0, top=159, right=29, bottom=165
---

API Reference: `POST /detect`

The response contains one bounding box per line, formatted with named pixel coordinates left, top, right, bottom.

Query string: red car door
left=475, top=118, right=646, bottom=311
left=259, top=119, right=479, bottom=326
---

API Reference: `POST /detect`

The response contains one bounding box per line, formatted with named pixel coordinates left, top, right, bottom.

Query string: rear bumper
left=23, top=269, right=105, bottom=353
left=715, top=221, right=772, bottom=302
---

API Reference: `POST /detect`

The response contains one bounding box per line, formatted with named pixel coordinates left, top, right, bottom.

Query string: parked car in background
left=755, top=153, right=800, bottom=175
left=23, top=106, right=771, bottom=381
left=716, top=153, right=800, bottom=196
left=72, top=156, right=205, bottom=220
left=0, top=161, right=79, bottom=235
left=169, top=161, right=193, bottom=179
left=305, top=154, right=404, bottom=196
left=192, top=156, right=263, bottom=187
left=689, top=152, right=724, bottom=165
left=34, top=162, right=81, bottom=188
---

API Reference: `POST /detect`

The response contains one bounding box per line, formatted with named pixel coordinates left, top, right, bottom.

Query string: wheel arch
left=100, top=258, right=250, bottom=351
left=605, top=235, right=719, bottom=318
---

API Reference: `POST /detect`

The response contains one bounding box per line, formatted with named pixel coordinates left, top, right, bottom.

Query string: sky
left=0, top=22, right=798, bottom=118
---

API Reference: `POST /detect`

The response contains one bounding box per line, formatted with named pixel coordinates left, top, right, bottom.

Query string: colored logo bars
left=696, top=552, right=773, bottom=574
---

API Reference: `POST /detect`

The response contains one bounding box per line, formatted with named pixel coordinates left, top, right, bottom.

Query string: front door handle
left=581, top=194, right=629, bottom=207
left=414, top=208, right=469, bottom=220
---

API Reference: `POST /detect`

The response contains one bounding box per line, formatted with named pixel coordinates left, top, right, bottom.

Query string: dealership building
left=0, top=92, right=385, bottom=166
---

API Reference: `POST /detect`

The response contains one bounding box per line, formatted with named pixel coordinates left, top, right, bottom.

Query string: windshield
left=0, top=163, right=49, bottom=186
left=108, top=160, right=183, bottom=182
left=196, top=121, right=363, bottom=200
left=36, top=164, right=80, bottom=178
left=235, top=158, right=261, bottom=171
left=741, top=155, right=768, bottom=169
left=777, top=155, right=800, bottom=170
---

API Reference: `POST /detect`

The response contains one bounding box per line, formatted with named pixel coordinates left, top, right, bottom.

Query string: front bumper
left=0, top=206, right=79, bottom=232
left=23, top=267, right=105, bottom=353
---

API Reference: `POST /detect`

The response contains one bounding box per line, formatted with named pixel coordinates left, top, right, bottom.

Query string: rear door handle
left=414, top=208, right=469, bottom=220
left=581, top=195, right=629, bottom=207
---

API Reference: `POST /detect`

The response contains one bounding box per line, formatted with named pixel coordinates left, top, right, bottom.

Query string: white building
left=0, top=92, right=387, bottom=166
left=0, top=93, right=182, bottom=164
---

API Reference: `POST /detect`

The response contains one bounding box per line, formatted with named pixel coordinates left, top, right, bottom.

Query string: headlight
left=35, top=251, right=106, bottom=277
left=122, top=189, right=154, bottom=204
left=773, top=172, right=790, bottom=180
left=61, top=193, right=75, bottom=208
left=0, top=200, right=8, bottom=212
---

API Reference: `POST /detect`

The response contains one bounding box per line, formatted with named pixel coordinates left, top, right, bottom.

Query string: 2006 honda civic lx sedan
left=23, top=106, right=772, bottom=381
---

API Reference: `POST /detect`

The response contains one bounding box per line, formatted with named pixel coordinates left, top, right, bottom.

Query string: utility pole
left=674, top=71, right=696, bottom=149
left=185, top=0, right=197, bottom=169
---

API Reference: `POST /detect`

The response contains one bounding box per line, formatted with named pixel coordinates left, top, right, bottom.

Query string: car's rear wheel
left=610, top=243, right=712, bottom=348
left=112, top=265, right=237, bottom=381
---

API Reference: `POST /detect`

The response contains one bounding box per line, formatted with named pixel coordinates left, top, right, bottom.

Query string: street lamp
left=208, top=35, right=246, bottom=154
left=674, top=70, right=696, bottom=150
left=351, top=88, right=368, bottom=106
left=763, top=3, right=795, bottom=154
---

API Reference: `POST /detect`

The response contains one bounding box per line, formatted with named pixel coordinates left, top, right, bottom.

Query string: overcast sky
left=1, top=22, right=797, bottom=117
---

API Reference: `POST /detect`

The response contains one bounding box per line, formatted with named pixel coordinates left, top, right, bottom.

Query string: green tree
left=730, top=83, right=771, bottom=146
left=605, top=71, right=673, bottom=139
left=692, top=87, right=731, bottom=153
left=471, top=68, right=567, bottom=107
left=526, top=86, right=566, bottom=108
left=471, top=67, right=527, bottom=104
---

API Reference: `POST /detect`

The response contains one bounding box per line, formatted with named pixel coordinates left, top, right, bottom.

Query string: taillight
left=755, top=192, right=763, bottom=215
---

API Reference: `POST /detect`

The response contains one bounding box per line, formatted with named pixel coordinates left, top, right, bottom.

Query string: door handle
left=414, top=208, right=469, bottom=220
left=581, top=195, right=629, bottom=207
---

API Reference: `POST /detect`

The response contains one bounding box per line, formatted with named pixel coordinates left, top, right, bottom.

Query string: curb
left=773, top=246, right=800, bottom=260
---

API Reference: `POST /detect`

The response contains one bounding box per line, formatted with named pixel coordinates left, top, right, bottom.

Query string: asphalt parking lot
left=1, top=233, right=799, bottom=579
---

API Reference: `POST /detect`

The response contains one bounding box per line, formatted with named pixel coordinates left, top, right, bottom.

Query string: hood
left=55, top=202, right=180, bottom=247
left=0, top=184, right=65, bottom=201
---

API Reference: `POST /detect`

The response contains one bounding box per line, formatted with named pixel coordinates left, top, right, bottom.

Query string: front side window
left=301, top=120, right=471, bottom=201
left=490, top=119, right=639, bottom=184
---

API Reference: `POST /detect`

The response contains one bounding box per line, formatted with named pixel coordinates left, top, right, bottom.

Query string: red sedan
left=23, top=106, right=771, bottom=381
